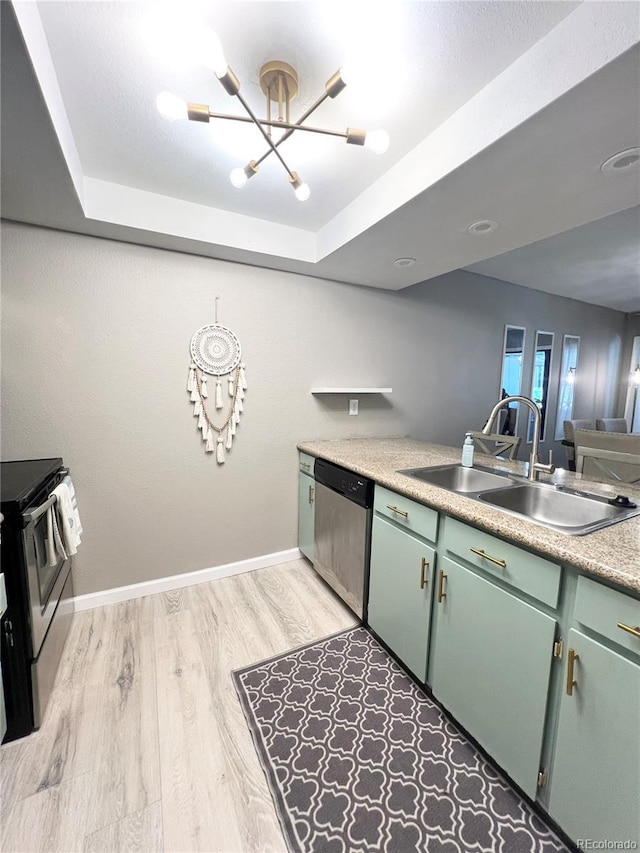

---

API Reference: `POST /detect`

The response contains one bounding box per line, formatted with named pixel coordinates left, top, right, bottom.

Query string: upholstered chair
left=574, top=428, right=640, bottom=483
left=595, top=418, right=629, bottom=433
left=562, top=419, right=596, bottom=471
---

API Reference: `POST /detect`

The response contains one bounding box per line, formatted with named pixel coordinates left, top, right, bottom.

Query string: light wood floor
left=0, top=560, right=357, bottom=852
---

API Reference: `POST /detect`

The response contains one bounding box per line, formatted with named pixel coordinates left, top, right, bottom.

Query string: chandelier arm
left=206, top=110, right=348, bottom=138
left=234, top=90, right=295, bottom=179
left=253, top=90, right=331, bottom=168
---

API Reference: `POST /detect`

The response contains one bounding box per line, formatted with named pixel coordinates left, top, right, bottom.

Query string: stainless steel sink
left=477, top=482, right=640, bottom=535
left=400, top=463, right=511, bottom=493
left=397, top=463, right=640, bottom=535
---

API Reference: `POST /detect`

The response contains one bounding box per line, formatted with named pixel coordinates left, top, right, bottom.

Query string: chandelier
left=156, top=34, right=389, bottom=202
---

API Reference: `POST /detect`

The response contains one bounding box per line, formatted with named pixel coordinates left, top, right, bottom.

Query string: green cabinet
left=430, top=555, right=557, bottom=799
left=548, top=632, right=640, bottom=844
left=368, top=515, right=435, bottom=681
left=297, top=453, right=315, bottom=563
left=314, top=453, right=640, bottom=845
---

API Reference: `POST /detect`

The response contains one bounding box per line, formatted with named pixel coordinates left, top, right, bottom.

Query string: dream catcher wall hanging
left=187, top=300, right=247, bottom=464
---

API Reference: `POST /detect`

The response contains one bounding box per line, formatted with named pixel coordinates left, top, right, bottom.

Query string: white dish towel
left=47, top=476, right=83, bottom=562
left=63, top=475, right=83, bottom=540
left=46, top=504, right=67, bottom=566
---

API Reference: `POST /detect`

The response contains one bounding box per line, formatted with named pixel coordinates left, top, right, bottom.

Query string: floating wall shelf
left=310, top=388, right=393, bottom=394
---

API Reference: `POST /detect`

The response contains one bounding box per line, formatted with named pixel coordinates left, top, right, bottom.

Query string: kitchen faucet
left=482, top=395, right=555, bottom=481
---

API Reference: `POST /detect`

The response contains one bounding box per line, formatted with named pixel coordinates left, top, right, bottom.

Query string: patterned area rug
left=233, top=626, right=572, bottom=853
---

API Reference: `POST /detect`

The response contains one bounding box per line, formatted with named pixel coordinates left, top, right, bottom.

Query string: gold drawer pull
left=386, top=505, right=409, bottom=518
left=420, top=557, right=429, bottom=590
left=470, top=547, right=507, bottom=568
left=300, top=462, right=311, bottom=470
left=308, top=485, right=314, bottom=505
left=437, top=570, right=447, bottom=603
left=566, top=648, right=579, bottom=696
left=617, top=622, right=640, bottom=639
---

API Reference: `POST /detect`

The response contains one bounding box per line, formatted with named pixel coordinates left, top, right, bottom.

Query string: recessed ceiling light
left=600, top=148, right=640, bottom=174
left=467, top=220, right=498, bottom=235
left=394, top=257, right=416, bottom=268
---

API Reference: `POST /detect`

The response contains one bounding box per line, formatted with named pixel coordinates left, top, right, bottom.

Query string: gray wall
left=1, top=222, right=626, bottom=595
left=399, top=272, right=626, bottom=445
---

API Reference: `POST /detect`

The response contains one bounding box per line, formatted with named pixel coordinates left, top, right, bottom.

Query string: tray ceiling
left=2, top=1, right=639, bottom=310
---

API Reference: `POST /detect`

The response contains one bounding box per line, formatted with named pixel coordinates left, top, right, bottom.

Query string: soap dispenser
left=461, top=433, right=475, bottom=468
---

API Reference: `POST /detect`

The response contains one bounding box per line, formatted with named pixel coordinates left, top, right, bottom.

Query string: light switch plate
left=349, top=399, right=359, bottom=416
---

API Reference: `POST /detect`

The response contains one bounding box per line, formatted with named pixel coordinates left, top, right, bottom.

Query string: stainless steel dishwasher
left=313, top=458, right=374, bottom=620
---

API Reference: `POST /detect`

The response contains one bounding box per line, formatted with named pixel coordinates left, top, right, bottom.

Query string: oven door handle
left=23, top=494, right=58, bottom=526
left=22, top=468, right=69, bottom=526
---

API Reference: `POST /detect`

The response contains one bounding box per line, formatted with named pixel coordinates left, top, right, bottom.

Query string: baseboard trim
left=73, top=547, right=303, bottom=611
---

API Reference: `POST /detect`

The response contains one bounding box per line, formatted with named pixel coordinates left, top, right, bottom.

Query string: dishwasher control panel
left=314, top=458, right=374, bottom=508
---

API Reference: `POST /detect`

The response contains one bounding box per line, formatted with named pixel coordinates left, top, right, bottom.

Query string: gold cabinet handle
left=386, top=505, right=409, bottom=518
left=566, top=648, right=579, bottom=696
left=617, top=622, right=640, bottom=639
left=300, top=462, right=311, bottom=470
left=437, top=570, right=447, bottom=603
left=308, top=485, right=314, bottom=505
left=420, top=557, right=429, bottom=590
left=470, top=547, right=507, bottom=569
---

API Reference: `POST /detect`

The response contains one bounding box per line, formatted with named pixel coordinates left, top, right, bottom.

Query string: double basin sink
left=398, top=463, right=640, bottom=535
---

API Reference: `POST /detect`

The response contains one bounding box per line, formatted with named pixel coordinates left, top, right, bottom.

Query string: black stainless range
left=1, top=458, right=75, bottom=742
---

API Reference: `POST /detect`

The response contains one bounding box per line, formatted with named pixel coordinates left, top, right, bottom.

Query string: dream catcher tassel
left=193, top=399, right=202, bottom=417
left=238, top=384, right=245, bottom=402
left=187, top=363, right=196, bottom=392
left=239, top=362, right=247, bottom=391
left=228, top=376, right=234, bottom=396
left=201, top=420, right=209, bottom=439
left=225, top=427, right=233, bottom=451
left=200, top=376, right=208, bottom=398
left=229, top=417, right=236, bottom=437
left=215, top=378, right=223, bottom=410
left=197, top=410, right=206, bottom=430
left=205, top=428, right=215, bottom=452
left=190, top=386, right=199, bottom=402
left=216, top=435, right=225, bottom=464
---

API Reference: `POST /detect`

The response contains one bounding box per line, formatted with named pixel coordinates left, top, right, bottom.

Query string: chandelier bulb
left=364, top=129, right=390, bottom=154
left=294, top=182, right=311, bottom=202
left=215, top=59, right=229, bottom=78
left=194, top=29, right=228, bottom=78
left=230, top=167, right=248, bottom=189
left=230, top=161, right=259, bottom=189
left=289, top=172, right=310, bottom=202
left=156, top=91, right=187, bottom=121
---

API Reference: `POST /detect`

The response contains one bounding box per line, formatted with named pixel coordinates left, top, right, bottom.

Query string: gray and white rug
left=233, top=626, right=573, bottom=853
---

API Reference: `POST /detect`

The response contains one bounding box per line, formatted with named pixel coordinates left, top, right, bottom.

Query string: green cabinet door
left=549, top=629, right=640, bottom=845
left=368, top=515, right=435, bottom=682
left=298, top=471, right=314, bottom=562
left=430, top=556, right=557, bottom=799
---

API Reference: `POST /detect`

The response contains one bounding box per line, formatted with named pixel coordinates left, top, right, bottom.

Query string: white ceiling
left=2, top=1, right=640, bottom=311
